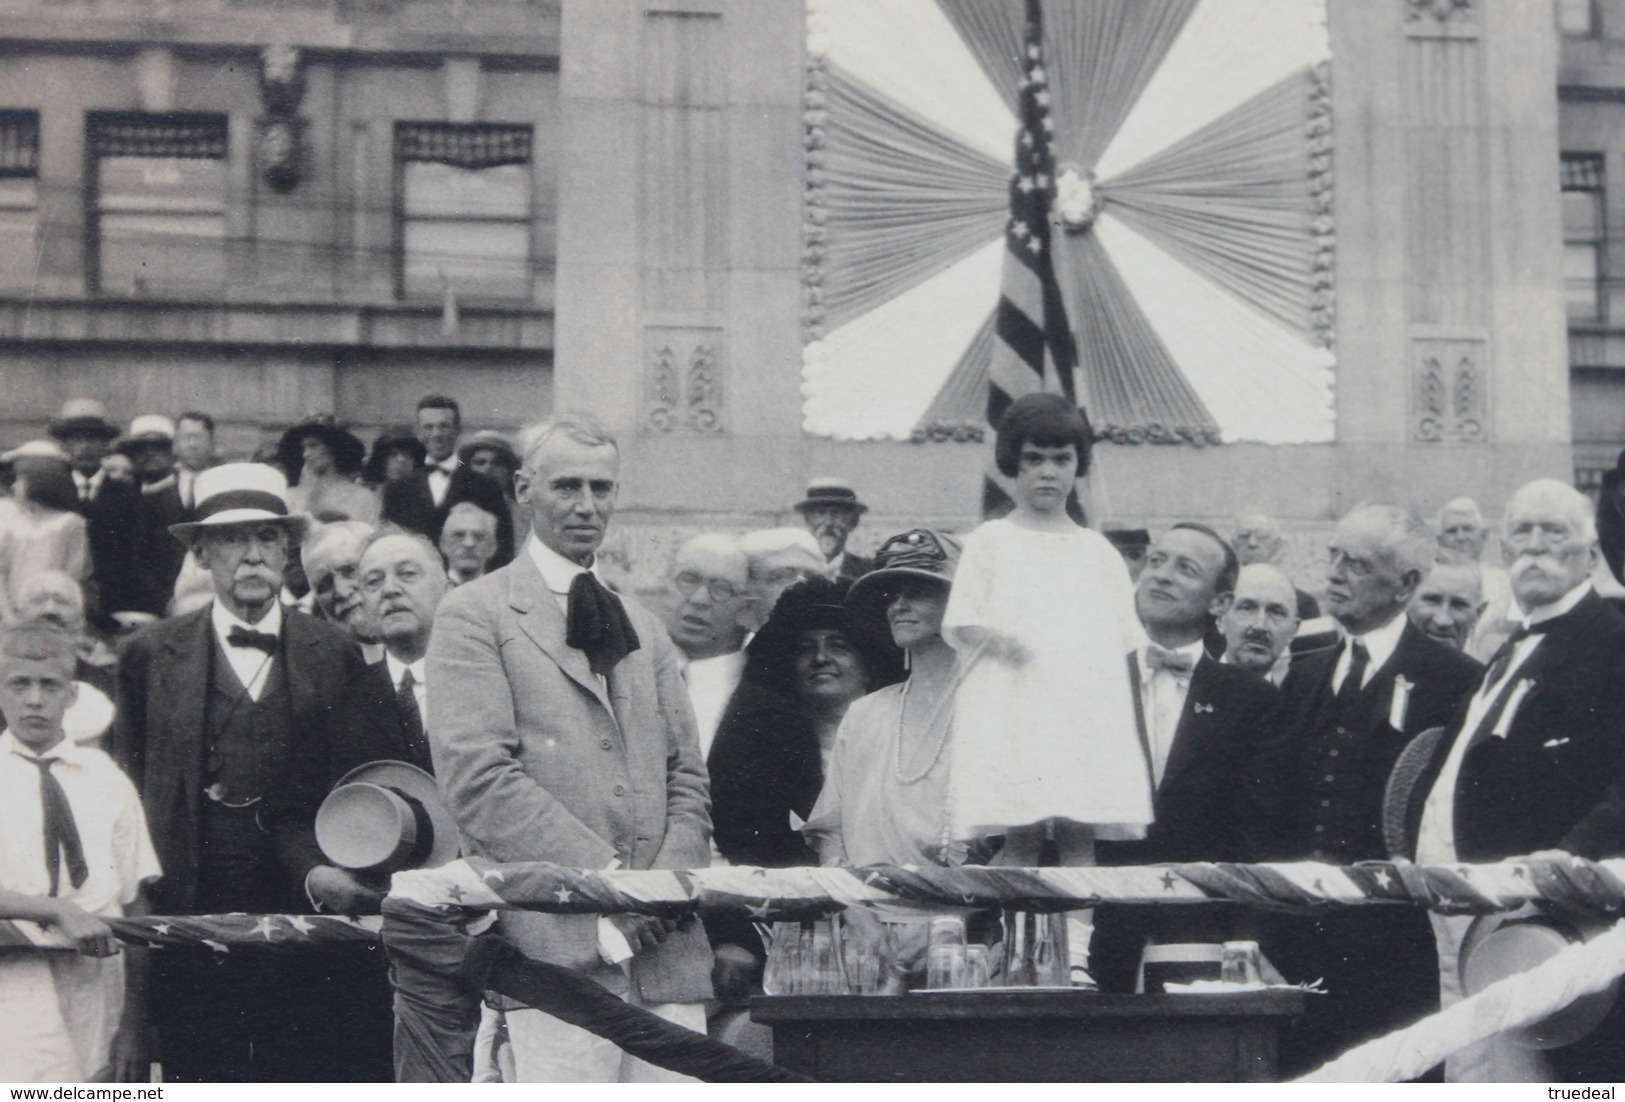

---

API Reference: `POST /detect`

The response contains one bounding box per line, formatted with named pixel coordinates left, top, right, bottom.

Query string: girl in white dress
left=942, top=393, right=1151, bottom=867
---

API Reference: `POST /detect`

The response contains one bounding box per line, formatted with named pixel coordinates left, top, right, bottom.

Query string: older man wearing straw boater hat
left=112, top=463, right=388, bottom=1083
left=793, top=477, right=873, bottom=582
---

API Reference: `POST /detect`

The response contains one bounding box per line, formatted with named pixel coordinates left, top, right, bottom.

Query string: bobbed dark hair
left=994, top=392, right=1093, bottom=479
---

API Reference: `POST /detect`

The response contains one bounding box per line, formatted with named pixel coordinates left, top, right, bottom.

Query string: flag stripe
left=985, top=0, right=1088, bottom=518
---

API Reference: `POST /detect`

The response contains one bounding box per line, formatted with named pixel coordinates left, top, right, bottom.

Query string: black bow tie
left=566, top=572, right=641, bottom=676
left=1482, top=620, right=1552, bottom=687
left=227, top=625, right=279, bottom=653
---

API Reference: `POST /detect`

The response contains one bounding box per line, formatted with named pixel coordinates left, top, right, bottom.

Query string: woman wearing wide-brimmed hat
left=361, top=425, right=426, bottom=489
left=0, top=441, right=88, bottom=624
left=276, top=415, right=378, bottom=525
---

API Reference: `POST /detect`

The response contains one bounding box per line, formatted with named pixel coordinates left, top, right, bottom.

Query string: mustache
left=1239, top=629, right=1273, bottom=647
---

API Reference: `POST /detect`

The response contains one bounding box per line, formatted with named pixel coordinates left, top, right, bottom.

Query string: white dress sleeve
left=941, top=522, right=996, bottom=653
left=801, top=712, right=853, bottom=867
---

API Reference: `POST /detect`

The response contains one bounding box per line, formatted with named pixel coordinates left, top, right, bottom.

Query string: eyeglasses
left=673, top=571, right=742, bottom=601
left=1326, top=548, right=1374, bottom=578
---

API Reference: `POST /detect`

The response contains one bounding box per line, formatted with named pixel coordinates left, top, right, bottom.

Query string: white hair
left=1504, top=479, right=1598, bottom=545
left=300, top=519, right=374, bottom=575
left=1436, top=496, right=1486, bottom=529
left=1342, top=502, right=1437, bottom=578
left=739, top=527, right=824, bottom=576
left=518, top=411, right=617, bottom=472
left=674, top=532, right=748, bottom=577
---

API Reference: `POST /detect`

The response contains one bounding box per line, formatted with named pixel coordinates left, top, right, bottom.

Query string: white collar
left=385, top=652, right=426, bottom=687
left=211, top=599, right=284, bottom=642
left=431, top=456, right=459, bottom=476
left=1, top=729, right=82, bottom=765
left=1521, top=579, right=1593, bottom=628
left=1345, top=611, right=1407, bottom=672
left=526, top=535, right=598, bottom=596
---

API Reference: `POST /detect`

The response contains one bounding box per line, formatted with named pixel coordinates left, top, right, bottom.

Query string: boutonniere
left=1389, top=675, right=1413, bottom=730
left=1193, top=702, right=1214, bottom=714
left=1491, top=678, right=1537, bottom=739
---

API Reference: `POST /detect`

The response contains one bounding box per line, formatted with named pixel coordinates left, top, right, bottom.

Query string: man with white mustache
left=1400, top=479, right=1625, bottom=1083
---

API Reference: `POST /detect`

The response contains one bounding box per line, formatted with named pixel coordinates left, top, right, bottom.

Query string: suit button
left=1329, top=749, right=1339, bottom=758
left=1335, top=727, right=1345, bottom=736
left=1314, top=825, right=1325, bottom=833
left=613, top=784, right=626, bottom=796
left=1320, top=799, right=1331, bottom=808
left=600, top=739, right=612, bottom=750
left=1324, top=774, right=1335, bottom=783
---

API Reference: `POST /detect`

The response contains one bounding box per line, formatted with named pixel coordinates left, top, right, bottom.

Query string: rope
left=386, top=856, right=1625, bottom=920
left=1298, top=919, right=1625, bottom=1082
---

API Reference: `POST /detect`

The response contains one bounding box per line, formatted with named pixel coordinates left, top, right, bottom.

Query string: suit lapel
left=157, top=608, right=213, bottom=800
left=1161, top=656, right=1215, bottom=793
left=508, top=556, right=614, bottom=713
left=281, top=611, right=322, bottom=721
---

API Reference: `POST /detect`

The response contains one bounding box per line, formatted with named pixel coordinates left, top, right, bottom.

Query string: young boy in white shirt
left=0, top=621, right=160, bottom=1082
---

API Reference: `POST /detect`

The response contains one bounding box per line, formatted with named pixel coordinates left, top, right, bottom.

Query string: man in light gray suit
left=427, top=411, right=713, bottom=1083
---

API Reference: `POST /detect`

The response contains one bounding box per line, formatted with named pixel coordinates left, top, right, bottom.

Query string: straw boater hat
left=792, top=477, right=868, bottom=516
left=1459, top=905, right=1620, bottom=1049
left=48, top=398, right=119, bottom=442
left=113, top=414, right=176, bottom=456
left=0, top=439, right=70, bottom=465
left=168, top=462, right=310, bottom=543
left=315, top=761, right=460, bottom=873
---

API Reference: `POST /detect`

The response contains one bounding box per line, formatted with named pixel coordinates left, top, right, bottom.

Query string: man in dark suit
left=380, top=394, right=515, bottom=569
left=793, top=478, right=872, bottom=581
left=1255, top=503, right=1482, bottom=1077
left=48, top=399, right=147, bottom=623
left=1090, top=523, right=1279, bottom=993
left=112, top=463, right=382, bottom=1082
left=132, top=411, right=217, bottom=616
left=1403, top=479, right=1625, bottom=1083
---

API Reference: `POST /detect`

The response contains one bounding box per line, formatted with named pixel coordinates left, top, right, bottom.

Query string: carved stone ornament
left=1405, top=0, right=1474, bottom=23
left=1413, top=342, right=1487, bottom=442
left=259, top=45, right=307, bottom=116
left=686, top=345, right=724, bottom=435
left=1053, top=165, right=1100, bottom=235
left=258, top=117, right=304, bottom=194
left=645, top=345, right=681, bottom=434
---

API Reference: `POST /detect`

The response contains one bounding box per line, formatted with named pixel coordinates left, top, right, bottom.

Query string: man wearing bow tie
left=381, top=395, right=516, bottom=570
left=428, top=412, right=712, bottom=1082
left=1255, top=503, right=1482, bottom=1076
left=1090, top=524, right=1279, bottom=993
left=1399, top=480, right=1625, bottom=1082
left=112, top=463, right=374, bottom=1081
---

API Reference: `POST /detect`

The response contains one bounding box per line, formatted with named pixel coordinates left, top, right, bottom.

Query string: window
left=1559, top=0, right=1595, bottom=36
left=1563, top=153, right=1605, bottom=322
left=87, top=112, right=228, bottom=296
left=0, top=111, right=39, bottom=292
left=396, top=123, right=532, bottom=301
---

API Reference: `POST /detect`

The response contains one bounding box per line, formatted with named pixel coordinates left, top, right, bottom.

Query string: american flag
left=984, top=0, right=1085, bottom=518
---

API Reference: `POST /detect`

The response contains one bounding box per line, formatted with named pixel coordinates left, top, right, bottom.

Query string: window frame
left=392, top=121, right=535, bottom=303
left=83, top=111, right=230, bottom=298
left=1563, top=152, right=1606, bottom=324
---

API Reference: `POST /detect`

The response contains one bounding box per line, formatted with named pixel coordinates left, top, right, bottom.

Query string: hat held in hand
left=315, top=761, right=460, bottom=874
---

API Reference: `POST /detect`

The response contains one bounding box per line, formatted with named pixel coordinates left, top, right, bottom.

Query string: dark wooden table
left=750, top=989, right=1304, bottom=1082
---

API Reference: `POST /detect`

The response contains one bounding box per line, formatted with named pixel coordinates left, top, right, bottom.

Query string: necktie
left=1145, top=645, right=1195, bottom=676
left=32, top=757, right=88, bottom=897
left=396, top=666, right=430, bottom=764
left=1336, top=639, right=1370, bottom=700
left=566, top=572, right=641, bottom=676
left=1481, top=622, right=1549, bottom=689
left=227, top=626, right=279, bottom=653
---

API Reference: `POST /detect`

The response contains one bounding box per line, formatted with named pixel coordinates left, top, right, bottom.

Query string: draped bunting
left=87, top=113, right=228, bottom=160
left=818, top=69, right=1010, bottom=333
left=801, top=0, right=1337, bottom=445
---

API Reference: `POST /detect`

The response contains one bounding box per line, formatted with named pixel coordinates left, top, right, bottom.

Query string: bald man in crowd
left=662, top=533, right=750, bottom=757
left=1231, top=508, right=1321, bottom=622
left=1220, top=563, right=1300, bottom=687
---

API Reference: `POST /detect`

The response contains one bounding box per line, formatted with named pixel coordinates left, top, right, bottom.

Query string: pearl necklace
left=892, top=665, right=964, bottom=785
